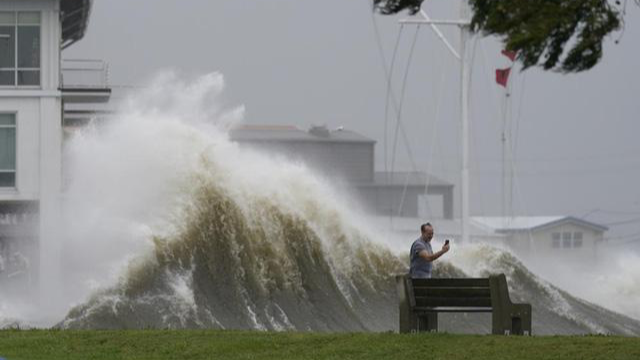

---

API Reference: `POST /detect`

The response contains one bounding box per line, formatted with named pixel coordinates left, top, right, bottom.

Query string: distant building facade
left=230, top=124, right=374, bottom=183
left=358, top=172, right=453, bottom=219
left=230, top=124, right=454, bottom=219
left=472, top=216, right=608, bottom=260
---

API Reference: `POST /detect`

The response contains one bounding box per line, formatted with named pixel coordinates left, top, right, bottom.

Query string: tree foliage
left=373, top=0, right=423, bottom=15
left=372, top=0, right=626, bottom=73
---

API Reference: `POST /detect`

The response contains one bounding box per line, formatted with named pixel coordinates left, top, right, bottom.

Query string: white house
left=472, top=216, right=609, bottom=262
left=0, top=0, right=108, bottom=286
left=380, top=216, right=608, bottom=264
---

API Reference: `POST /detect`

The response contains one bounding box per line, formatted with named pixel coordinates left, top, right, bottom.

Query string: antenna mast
left=400, top=1, right=472, bottom=243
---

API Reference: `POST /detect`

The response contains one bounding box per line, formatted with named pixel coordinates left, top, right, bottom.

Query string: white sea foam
left=528, top=251, right=640, bottom=321
left=2, top=72, right=638, bottom=334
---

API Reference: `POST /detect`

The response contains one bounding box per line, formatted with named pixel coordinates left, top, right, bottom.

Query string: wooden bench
left=396, top=274, right=531, bottom=335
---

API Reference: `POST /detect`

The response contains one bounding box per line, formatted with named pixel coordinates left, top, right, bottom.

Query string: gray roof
left=472, top=216, right=609, bottom=233
left=229, top=125, right=375, bottom=144
left=61, top=0, right=92, bottom=49
left=375, top=216, right=500, bottom=238
left=366, top=171, right=452, bottom=188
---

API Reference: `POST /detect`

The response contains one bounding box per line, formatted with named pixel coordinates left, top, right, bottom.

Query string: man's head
left=420, top=223, right=434, bottom=241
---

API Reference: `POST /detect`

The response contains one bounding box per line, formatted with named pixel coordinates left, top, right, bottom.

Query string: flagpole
left=496, top=55, right=515, bottom=226
left=460, top=1, right=470, bottom=244
left=399, top=2, right=472, bottom=243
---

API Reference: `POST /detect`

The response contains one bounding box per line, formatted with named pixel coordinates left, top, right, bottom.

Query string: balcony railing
left=61, top=59, right=110, bottom=89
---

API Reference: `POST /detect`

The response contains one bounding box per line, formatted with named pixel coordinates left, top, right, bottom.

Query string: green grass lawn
left=0, top=330, right=638, bottom=360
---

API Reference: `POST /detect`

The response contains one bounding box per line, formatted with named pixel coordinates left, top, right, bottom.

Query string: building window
left=0, top=11, right=40, bottom=87
left=552, top=232, right=561, bottom=248
left=573, top=232, right=583, bottom=248
left=562, top=232, right=572, bottom=248
left=0, top=113, right=16, bottom=187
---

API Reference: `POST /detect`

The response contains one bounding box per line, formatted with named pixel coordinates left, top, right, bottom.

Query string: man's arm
left=419, top=244, right=450, bottom=262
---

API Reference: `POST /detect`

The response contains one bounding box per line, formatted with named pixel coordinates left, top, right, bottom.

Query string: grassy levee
left=0, top=330, right=638, bottom=360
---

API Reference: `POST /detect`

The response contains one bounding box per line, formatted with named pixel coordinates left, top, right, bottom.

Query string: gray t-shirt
left=410, top=237, right=433, bottom=279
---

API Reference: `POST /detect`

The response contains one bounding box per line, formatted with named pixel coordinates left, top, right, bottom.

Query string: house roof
left=471, top=216, right=609, bottom=233
left=229, top=125, right=375, bottom=144
left=377, top=216, right=500, bottom=238
left=61, top=0, right=92, bottom=49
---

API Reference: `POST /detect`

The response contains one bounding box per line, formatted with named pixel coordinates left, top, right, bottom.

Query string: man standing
left=410, top=223, right=450, bottom=278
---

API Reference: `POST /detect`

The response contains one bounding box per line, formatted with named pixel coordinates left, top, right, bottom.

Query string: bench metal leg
left=417, top=313, right=438, bottom=333
left=492, top=305, right=532, bottom=335
left=397, top=275, right=412, bottom=333
left=490, top=275, right=532, bottom=336
left=512, top=304, right=532, bottom=335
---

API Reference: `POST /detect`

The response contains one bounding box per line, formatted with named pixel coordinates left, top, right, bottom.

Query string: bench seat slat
left=411, top=278, right=490, bottom=287
left=398, top=274, right=532, bottom=335
left=415, top=296, right=492, bottom=308
left=413, top=287, right=490, bottom=298
left=414, top=306, right=493, bottom=313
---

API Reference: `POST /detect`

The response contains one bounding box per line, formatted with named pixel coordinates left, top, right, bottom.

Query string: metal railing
left=61, top=59, right=110, bottom=89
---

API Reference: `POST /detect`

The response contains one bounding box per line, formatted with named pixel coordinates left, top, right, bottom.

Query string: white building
left=472, top=216, right=609, bottom=261
left=0, top=0, right=108, bottom=285
left=382, top=216, right=608, bottom=263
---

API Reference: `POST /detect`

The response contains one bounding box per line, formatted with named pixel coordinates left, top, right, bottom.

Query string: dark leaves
left=469, top=0, right=621, bottom=72
left=372, top=0, right=623, bottom=73
left=373, top=0, right=424, bottom=15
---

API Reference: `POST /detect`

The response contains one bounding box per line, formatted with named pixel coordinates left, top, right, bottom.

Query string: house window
left=0, top=11, right=40, bottom=86
left=551, top=232, right=561, bottom=248
left=562, top=232, right=572, bottom=248
left=0, top=113, right=16, bottom=187
left=573, top=232, right=583, bottom=248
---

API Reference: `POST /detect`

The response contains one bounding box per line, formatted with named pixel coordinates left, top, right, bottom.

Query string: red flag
left=496, top=67, right=511, bottom=87
left=501, top=50, right=517, bottom=62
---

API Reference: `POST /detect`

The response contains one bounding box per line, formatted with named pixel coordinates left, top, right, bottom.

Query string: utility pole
left=400, top=1, right=472, bottom=243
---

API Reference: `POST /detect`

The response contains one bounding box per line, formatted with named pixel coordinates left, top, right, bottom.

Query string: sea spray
left=2, top=72, right=639, bottom=334
left=54, top=73, right=640, bottom=334
left=447, top=244, right=640, bottom=335
left=525, top=251, right=640, bottom=322
left=62, top=167, right=405, bottom=330
left=57, top=71, right=405, bottom=330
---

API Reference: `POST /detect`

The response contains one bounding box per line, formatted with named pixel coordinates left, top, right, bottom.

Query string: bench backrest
left=397, top=274, right=532, bottom=335
left=408, top=278, right=492, bottom=308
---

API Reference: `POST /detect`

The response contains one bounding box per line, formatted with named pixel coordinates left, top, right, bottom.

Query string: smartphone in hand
left=445, top=239, right=450, bottom=245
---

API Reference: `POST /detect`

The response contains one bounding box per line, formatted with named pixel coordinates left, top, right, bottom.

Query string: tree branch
left=371, top=0, right=625, bottom=73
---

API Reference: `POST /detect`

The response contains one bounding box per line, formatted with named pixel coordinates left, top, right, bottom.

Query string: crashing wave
left=52, top=73, right=640, bottom=335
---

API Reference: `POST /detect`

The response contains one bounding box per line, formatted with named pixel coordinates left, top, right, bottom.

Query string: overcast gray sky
left=64, top=0, right=640, bottom=239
